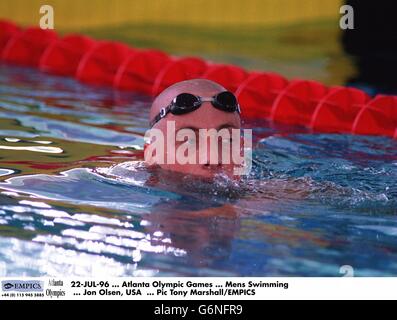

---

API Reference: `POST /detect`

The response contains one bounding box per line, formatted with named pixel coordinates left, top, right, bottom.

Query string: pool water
left=0, top=64, right=396, bottom=277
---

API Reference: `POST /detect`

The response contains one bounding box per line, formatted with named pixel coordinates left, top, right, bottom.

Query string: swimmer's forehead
left=150, top=79, right=226, bottom=119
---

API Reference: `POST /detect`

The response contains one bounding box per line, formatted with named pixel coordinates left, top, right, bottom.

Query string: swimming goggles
left=150, top=91, right=241, bottom=127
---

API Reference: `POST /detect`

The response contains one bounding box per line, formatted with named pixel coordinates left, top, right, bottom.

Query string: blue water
left=0, top=64, right=396, bottom=277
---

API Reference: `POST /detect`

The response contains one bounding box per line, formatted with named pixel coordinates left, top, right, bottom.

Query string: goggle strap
left=150, top=105, right=172, bottom=127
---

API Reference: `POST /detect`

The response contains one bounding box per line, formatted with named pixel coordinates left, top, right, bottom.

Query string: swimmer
left=145, top=79, right=243, bottom=179
left=109, top=79, right=314, bottom=198
left=107, top=79, right=349, bottom=202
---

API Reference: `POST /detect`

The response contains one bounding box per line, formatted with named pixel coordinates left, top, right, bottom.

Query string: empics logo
left=3, top=282, right=13, bottom=290
left=2, top=280, right=44, bottom=292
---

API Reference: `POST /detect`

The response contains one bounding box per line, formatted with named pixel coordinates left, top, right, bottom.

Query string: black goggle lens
left=213, top=91, right=238, bottom=111
left=171, top=93, right=200, bottom=114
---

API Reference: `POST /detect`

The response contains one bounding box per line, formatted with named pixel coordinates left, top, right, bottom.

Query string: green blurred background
left=0, top=0, right=353, bottom=85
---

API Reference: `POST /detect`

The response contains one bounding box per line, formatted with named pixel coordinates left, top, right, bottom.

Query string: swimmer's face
left=147, top=80, right=242, bottom=179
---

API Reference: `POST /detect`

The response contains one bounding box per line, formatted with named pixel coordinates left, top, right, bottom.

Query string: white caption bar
left=1, top=277, right=396, bottom=300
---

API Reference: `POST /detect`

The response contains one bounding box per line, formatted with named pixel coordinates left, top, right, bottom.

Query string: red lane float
left=76, top=41, right=133, bottom=86
left=352, top=95, right=397, bottom=138
left=39, top=35, right=96, bottom=76
left=270, top=80, right=329, bottom=125
left=201, top=64, right=248, bottom=93
left=0, top=20, right=20, bottom=54
left=0, top=19, right=396, bottom=140
left=235, top=72, right=288, bottom=118
left=114, top=49, right=171, bottom=94
left=2, top=27, right=57, bottom=66
left=310, top=87, right=370, bottom=133
left=152, top=57, right=207, bottom=96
